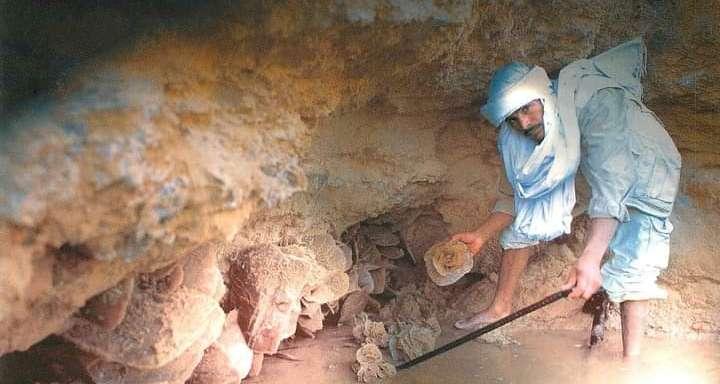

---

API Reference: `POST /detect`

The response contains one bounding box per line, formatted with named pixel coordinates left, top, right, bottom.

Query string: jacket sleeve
left=578, top=87, right=635, bottom=222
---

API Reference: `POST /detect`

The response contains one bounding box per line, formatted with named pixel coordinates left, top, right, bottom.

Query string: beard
left=524, top=122, right=545, bottom=143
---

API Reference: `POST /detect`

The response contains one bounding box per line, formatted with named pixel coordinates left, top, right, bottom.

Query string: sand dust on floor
left=249, top=325, right=720, bottom=384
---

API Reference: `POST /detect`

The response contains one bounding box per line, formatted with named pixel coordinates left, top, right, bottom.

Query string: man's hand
left=563, top=217, right=618, bottom=300
left=451, top=231, right=486, bottom=255
left=562, top=255, right=603, bottom=299
left=450, top=212, right=513, bottom=256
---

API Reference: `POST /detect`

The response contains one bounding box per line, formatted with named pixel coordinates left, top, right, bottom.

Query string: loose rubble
left=387, top=320, right=441, bottom=361
left=352, top=313, right=389, bottom=348
left=339, top=291, right=371, bottom=324
left=353, top=343, right=397, bottom=384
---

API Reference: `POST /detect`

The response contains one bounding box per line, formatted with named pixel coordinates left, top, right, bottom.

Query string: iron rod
left=396, top=288, right=572, bottom=370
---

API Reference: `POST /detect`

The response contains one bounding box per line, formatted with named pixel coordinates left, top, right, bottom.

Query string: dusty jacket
left=561, top=38, right=681, bottom=221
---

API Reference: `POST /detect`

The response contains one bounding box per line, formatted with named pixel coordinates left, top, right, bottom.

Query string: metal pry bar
left=396, top=288, right=572, bottom=370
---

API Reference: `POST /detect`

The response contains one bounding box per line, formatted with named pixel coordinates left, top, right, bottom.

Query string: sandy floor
left=250, top=325, right=720, bottom=384
left=244, top=326, right=358, bottom=384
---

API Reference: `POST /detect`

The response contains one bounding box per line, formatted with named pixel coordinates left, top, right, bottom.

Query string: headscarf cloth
left=482, top=63, right=580, bottom=244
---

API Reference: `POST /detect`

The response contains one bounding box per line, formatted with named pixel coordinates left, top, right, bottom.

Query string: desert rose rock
left=62, top=244, right=226, bottom=369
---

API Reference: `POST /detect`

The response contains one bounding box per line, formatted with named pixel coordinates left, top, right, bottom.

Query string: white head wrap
left=482, top=63, right=581, bottom=244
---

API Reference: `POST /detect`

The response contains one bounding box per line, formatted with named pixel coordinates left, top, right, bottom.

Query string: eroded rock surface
left=187, top=310, right=252, bottom=384
left=1, top=0, right=719, bottom=369
left=78, top=276, right=134, bottom=331
left=62, top=244, right=226, bottom=378
left=0, top=63, right=307, bottom=354
left=223, top=238, right=350, bottom=375
left=84, top=320, right=217, bottom=384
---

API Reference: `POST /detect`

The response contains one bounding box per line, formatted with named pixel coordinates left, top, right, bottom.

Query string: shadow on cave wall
left=0, top=0, right=274, bottom=117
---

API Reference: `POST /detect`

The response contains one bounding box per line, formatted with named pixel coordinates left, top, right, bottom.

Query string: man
left=451, top=39, right=681, bottom=360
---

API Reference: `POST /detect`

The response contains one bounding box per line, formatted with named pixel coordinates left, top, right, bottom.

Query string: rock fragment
left=62, top=244, right=226, bottom=369
left=297, top=300, right=325, bottom=337
left=79, top=277, right=134, bottom=330
left=187, top=310, right=252, bottom=384
left=370, top=268, right=387, bottom=295
left=357, top=265, right=375, bottom=293
left=303, top=270, right=350, bottom=304
left=379, top=284, right=437, bottom=323
left=225, top=244, right=312, bottom=355
left=359, top=244, right=384, bottom=265
left=399, top=211, right=449, bottom=262
left=387, top=320, right=440, bottom=361
left=379, top=246, right=405, bottom=260
left=85, top=312, right=222, bottom=384
left=369, top=232, right=401, bottom=247
left=352, top=313, right=389, bottom=348
left=424, top=239, right=472, bottom=286
left=353, top=343, right=396, bottom=384
left=306, top=233, right=352, bottom=273
left=339, top=290, right=370, bottom=324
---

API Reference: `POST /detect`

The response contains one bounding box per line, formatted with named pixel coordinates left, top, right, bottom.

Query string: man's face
left=506, top=99, right=545, bottom=143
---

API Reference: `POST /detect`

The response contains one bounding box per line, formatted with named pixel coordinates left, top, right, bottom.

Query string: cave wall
left=1, top=0, right=719, bottom=356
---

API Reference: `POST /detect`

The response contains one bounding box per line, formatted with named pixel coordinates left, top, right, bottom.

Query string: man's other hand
left=451, top=231, right=486, bottom=255
left=562, top=256, right=602, bottom=299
